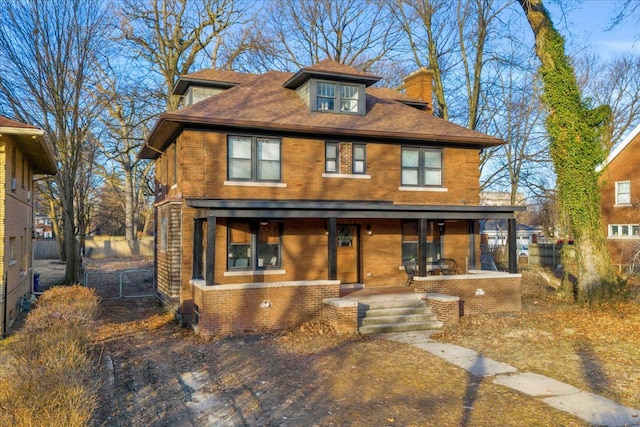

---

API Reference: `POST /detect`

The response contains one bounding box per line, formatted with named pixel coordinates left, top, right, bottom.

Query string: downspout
left=2, top=272, right=8, bottom=339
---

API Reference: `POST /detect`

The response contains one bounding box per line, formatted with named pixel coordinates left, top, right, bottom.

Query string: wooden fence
left=528, top=243, right=563, bottom=268
left=33, top=240, right=61, bottom=260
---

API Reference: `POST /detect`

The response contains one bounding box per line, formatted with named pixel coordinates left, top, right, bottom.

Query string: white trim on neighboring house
left=599, top=123, right=640, bottom=170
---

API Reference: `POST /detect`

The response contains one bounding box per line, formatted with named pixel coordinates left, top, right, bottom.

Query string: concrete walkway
left=382, top=331, right=640, bottom=427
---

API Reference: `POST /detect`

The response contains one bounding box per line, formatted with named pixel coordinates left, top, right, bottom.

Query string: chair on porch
left=438, top=258, right=459, bottom=275
left=403, top=259, right=418, bottom=287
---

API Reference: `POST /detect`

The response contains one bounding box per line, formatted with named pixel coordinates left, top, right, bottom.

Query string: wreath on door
left=338, top=227, right=353, bottom=246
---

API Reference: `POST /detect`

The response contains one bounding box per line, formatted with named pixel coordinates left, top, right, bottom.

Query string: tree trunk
left=518, top=0, right=615, bottom=301
left=124, top=164, right=136, bottom=241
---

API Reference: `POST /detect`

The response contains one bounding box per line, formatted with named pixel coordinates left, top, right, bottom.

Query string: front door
left=337, top=225, right=359, bottom=283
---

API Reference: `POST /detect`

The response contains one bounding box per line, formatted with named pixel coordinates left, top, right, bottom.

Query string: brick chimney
left=403, top=68, right=434, bottom=113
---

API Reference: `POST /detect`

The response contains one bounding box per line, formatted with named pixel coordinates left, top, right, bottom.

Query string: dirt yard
left=17, top=259, right=640, bottom=426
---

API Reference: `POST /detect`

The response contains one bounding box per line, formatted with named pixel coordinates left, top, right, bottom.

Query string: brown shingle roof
left=283, top=59, right=381, bottom=88
left=142, top=67, right=504, bottom=159
left=0, top=115, right=38, bottom=129
left=0, top=116, right=57, bottom=175
left=173, top=69, right=258, bottom=95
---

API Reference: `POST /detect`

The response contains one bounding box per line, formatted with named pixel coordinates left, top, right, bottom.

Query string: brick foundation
left=414, top=271, right=521, bottom=315
left=190, top=280, right=340, bottom=336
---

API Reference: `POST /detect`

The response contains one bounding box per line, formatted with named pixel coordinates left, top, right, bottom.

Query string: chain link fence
left=84, top=268, right=154, bottom=300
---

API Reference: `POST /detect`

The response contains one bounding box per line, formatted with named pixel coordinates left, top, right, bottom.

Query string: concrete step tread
left=359, top=307, right=432, bottom=317
left=360, top=314, right=438, bottom=326
left=358, top=299, right=426, bottom=310
left=359, top=321, right=444, bottom=334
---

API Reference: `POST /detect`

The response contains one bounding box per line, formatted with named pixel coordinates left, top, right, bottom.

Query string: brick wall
left=173, top=131, right=481, bottom=205
left=414, top=273, right=521, bottom=315
left=0, top=136, right=35, bottom=334
left=600, top=131, right=640, bottom=267
left=191, top=281, right=340, bottom=336
left=156, top=202, right=182, bottom=309
left=322, top=301, right=358, bottom=334
left=423, top=294, right=460, bottom=325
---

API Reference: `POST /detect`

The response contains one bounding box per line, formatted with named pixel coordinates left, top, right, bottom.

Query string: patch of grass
left=438, top=270, right=640, bottom=409
left=0, top=285, right=100, bottom=427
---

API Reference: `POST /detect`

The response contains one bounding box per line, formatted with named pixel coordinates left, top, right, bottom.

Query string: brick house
left=600, top=124, right=640, bottom=270
left=141, top=60, right=523, bottom=336
left=0, top=116, right=57, bottom=337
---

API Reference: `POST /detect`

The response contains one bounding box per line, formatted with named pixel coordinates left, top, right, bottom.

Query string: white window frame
left=615, top=180, right=631, bottom=205
left=608, top=224, right=640, bottom=238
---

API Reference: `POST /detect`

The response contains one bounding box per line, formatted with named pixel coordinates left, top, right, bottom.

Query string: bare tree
left=393, top=0, right=514, bottom=127
left=95, top=61, right=157, bottom=240
left=481, top=56, right=551, bottom=203
left=238, top=0, right=401, bottom=72
left=118, top=0, right=250, bottom=111
left=0, top=0, right=109, bottom=284
left=576, top=54, right=640, bottom=149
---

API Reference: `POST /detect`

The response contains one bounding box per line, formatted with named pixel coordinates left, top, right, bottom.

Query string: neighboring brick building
left=600, top=124, right=640, bottom=269
left=140, top=60, right=523, bottom=336
left=0, top=116, right=57, bottom=337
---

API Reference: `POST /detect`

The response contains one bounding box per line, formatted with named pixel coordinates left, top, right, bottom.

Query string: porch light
left=438, top=222, right=445, bottom=234
left=366, top=224, right=372, bottom=236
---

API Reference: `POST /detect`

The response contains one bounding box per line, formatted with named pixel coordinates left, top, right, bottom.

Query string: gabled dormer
left=283, top=59, right=381, bottom=116
left=172, top=69, right=257, bottom=108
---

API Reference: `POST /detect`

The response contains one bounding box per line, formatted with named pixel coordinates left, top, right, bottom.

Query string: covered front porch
left=185, top=200, right=524, bottom=336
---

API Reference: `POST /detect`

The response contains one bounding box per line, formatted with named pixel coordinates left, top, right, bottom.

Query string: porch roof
left=186, top=199, right=525, bottom=220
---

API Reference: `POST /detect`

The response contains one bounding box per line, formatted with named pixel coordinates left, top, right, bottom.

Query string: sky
left=547, top=0, right=639, bottom=58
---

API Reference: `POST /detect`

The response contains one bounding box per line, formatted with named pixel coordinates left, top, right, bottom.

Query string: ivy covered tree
left=518, top=0, right=616, bottom=301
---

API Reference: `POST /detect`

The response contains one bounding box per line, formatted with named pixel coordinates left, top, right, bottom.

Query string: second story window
left=326, top=142, right=339, bottom=172
left=615, top=181, right=631, bottom=205
left=228, top=136, right=281, bottom=182
left=325, top=142, right=367, bottom=175
left=353, top=144, right=366, bottom=173
left=401, top=147, right=442, bottom=187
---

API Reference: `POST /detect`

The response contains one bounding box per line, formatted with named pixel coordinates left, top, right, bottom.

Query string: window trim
left=615, top=180, right=631, bottom=206
left=401, top=147, right=443, bottom=187
left=228, top=135, right=282, bottom=182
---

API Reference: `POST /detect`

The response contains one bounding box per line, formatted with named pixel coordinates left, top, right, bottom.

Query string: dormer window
left=283, top=60, right=381, bottom=116
left=310, top=80, right=365, bottom=114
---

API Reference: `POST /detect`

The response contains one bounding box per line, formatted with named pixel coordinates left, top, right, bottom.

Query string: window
left=9, top=237, right=16, bottom=265
left=160, top=217, right=168, bottom=251
left=172, top=143, right=178, bottom=186
left=402, top=221, right=418, bottom=261
left=326, top=142, right=339, bottom=173
left=340, top=84, right=359, bottom=113
left=608, top=224, right=640, bottom=238
left=325, top=142, right=367, bottom=175
left=228, top=220, right=282, bottom=270
left=228, top=136, right=281, bottom=181
left=314, top=80, right=363, bottom=114
left=353, top=144, right=366, bottom=174
left=615, top=181, right=631, bottom=205
left=401, top=220, right=442, bottom=264
left=317, top=82, right=335, bottom=111
left=401, top=147, right=442, bottom=187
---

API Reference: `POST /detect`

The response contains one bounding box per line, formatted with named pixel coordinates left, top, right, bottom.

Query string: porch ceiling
left=186, top=199, right=525, bottom=220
